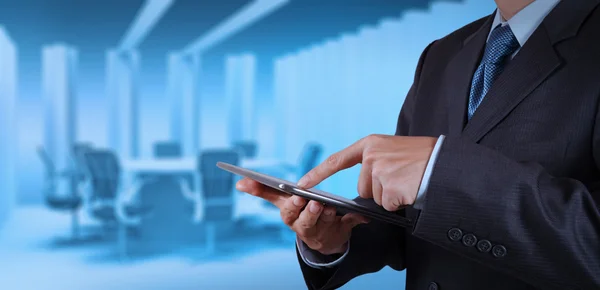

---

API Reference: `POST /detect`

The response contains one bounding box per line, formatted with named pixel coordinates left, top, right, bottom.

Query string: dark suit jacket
left=298, top=1, right=600, bottom=289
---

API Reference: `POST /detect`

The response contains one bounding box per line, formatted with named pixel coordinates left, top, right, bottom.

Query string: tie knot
left=482, top=24, right=520, bottom=65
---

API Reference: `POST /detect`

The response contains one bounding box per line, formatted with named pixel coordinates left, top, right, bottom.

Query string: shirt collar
left=489, top=0, right=561, bottom=47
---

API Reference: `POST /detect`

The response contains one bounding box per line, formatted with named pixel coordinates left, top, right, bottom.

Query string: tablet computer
left=217, top=162, right=413, bottom=228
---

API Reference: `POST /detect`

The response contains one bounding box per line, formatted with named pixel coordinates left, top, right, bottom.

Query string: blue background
left=0, top=0, right=496, bottom=289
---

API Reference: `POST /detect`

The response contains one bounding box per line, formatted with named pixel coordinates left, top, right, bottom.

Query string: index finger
left=297, top=139, right=365, bottom=188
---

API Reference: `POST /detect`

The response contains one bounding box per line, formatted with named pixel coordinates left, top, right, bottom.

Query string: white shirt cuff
left=296, top=235, right=349, bottom=269
left=413, top=135, right=446, bottom=210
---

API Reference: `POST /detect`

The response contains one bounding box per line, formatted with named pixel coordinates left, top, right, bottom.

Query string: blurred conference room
left=0, top=0, right=495, bottom=289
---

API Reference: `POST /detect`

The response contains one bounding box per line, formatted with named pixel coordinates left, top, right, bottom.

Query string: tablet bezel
left=217, top=162, right=413, bottom=228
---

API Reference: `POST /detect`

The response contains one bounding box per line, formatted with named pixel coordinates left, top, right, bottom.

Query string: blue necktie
left=467, top=24, right=520, bottom=120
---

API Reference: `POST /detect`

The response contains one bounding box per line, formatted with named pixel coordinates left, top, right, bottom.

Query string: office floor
left=0, top=206, right=403, bottom=290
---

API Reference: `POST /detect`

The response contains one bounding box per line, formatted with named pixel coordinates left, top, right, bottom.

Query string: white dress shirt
left=299, top=0, right=560, bottom=268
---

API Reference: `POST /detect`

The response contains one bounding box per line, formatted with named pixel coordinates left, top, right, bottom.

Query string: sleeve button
left=462, top=233, right=477, bottom=247
left=492, top=245, right=507, bottom=258
left=428, top=282, right=439, bottom=290
left=476, top=239, right=492, bottom=252
left=447, top=228, right=463, bottom=241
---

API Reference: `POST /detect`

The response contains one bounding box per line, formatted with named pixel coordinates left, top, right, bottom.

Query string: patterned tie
left=467, top=24, right=520, bottom=120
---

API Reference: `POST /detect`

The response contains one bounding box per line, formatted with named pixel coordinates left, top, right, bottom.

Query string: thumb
left=340, top=213, right=369, bottom=232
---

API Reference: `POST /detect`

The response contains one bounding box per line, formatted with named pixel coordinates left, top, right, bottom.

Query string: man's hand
left=236, top=178, right=369, bottom=255
left=297, top=134, right=438, bottom=211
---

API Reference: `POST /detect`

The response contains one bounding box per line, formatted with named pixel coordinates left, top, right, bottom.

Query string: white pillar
left=225, top=53, right=256, bottom=145
left=107, top=49, right=140, bottom=159
left=273, top=57, right=286, bottom=160
left=42, top=44, right=78, bottom=197
left=0, top=26, right=17, bottom=226
left=273, top=54, right=299, bottom=164
left=167, top=52, right=201, bottom=156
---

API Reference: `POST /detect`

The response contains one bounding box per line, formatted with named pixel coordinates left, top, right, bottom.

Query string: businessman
left=236, top=0, right=600, bottom=288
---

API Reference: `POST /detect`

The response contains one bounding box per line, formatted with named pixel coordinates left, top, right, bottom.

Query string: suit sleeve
left=413, top=124, right=600, bottom=289
left=297, top=41, right=437, bottom=290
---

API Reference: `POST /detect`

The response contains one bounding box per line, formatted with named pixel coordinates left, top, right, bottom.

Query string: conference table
left=113, top=156, right=292, bottom=258
left=121, top=157, right=282, bottom=174
left=120, top=156, right=289, bottom=221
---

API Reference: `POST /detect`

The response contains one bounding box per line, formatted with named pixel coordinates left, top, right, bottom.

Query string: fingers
left=372, top=177, right=383, bottom=206
left=340, top=213, right=370, bottom=232
left=382, top=187, right=402, bottom=212
left=280, top=195, right=307, bottom=226
left=318, top=206, right=337, bottom=224
left=340, top=212, right=370, bottom=224
left=293, top=200, right=324, bottom=236
left=297, top=139, right=366, bottom=188
left=357, top=163, right=373, bottom=199
left=236, top=178, right=287, bottom=207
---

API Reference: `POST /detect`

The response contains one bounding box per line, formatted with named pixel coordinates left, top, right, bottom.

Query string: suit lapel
left=461, top=26, right=561, bottom=142
left=445, top=15, right=494, bottom=137
left=461, top=0, right=600, bottom=142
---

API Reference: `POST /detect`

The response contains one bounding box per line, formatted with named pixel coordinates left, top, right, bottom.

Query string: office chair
left=37, top=147, right=83, bottom=243
left=232, top=141, right=258, bottom=159
left=72, top=143, right=93, bottom=174
left=83, top=150, right=121, bottom=222
left=179, top=149, right=240, bottom=254
left=255, top=142, right=323, bottom=181
left=71, top=144, right=94, bottom=196
left=151, top=140, right=195, bottom=192
left=83, top=149, right=148, bottom=258
left=153, top=142, right=182, bottom=158
left=131, top=176, right=199, bottom=257
left=295, top=142, right=323, bottom=178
